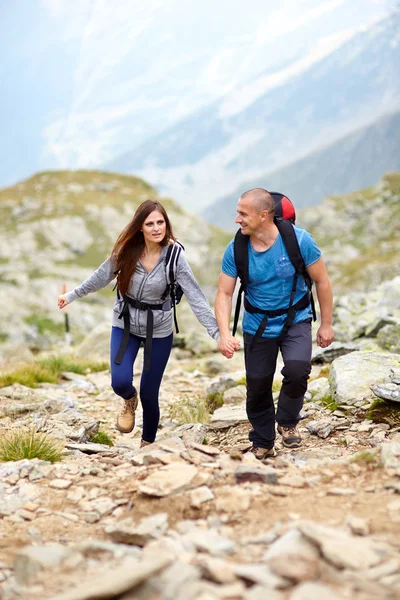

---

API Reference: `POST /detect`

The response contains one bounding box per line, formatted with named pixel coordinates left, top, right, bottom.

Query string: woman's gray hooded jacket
left=65, top=245, right=220, bottom=341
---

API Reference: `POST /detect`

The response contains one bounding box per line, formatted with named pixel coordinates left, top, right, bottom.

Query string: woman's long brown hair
left=111, top=199, right=176, bottom=297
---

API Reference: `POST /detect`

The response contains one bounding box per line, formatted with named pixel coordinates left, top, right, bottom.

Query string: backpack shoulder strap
left=274, top=220, right=307, bottom=277
left=165, top=240, right=184, bottom=285
left=232, top=230, right=249, bottom=336
left=275, top=219, right=316, bottom=320
left=233, top=230, right=249, bottom=288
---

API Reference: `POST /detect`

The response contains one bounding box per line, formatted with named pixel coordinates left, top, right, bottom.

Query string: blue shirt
left=222, top=227, right=321, bottom=337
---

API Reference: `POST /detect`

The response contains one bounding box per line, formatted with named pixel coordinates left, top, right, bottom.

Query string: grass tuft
left=0, top=429, right=63, bottom=463
left=168, top=395, right=211, bottom=425
left=350, top=449, right=380, bottom=466
left=91, top=431, right=114, bottom=446
left=206, top=391, right=224, bottom=413
left=0, top=354, right=108, bottom=388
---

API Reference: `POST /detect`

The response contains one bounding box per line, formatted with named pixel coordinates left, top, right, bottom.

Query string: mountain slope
left=105, top=11, right=400, bottom=211
left=205, top=110, right=400, bottom=229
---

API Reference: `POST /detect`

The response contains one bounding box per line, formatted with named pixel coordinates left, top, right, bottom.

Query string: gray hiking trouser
left=244, top=320, right=312, bottom=449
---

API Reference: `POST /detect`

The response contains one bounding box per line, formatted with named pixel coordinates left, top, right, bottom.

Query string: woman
left=58, top=200, right=231, bottom=448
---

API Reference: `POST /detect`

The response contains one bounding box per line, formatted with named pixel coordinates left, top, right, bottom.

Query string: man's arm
left=215, top=272, right=241, bottom=358
left=306, top=257, right=334, bottom=348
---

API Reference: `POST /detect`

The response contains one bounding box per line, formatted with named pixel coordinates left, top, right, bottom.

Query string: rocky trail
left=1, top=345, right=400, bottom=600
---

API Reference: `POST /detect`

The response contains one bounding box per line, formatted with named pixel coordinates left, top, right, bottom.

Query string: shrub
left=168, top=395, right=210, bottom=425
left=0, top=429, right=63, bottom=463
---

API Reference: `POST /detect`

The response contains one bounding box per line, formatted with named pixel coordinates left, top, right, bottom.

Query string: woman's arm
left=58, top=258, right=116, bottom=308
left=175, top=252, right=220, bottom=340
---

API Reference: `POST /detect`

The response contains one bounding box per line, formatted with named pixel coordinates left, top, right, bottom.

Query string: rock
left=299, top=522, right=383, bottom=570
left=306, top=419, right=334, bottom=438
left=185, top=529, right=235, bottom=556
left=190, top=486, right=215, bottom=508
left=234, top=563, right=290, bottom=589
left=106, top=513, right=168, bottom=546
left=330, top=351, right=400, bottom=405
left=223, top=385, right=247, bottom=404
left=49, top=479, right=73, bottom=490
left=190, top=442, right=220, bottom=456
left=268, top=554, right=320, bottom=583
left=289, top=581, right=346, bottom=599
left=372, top=382, right=400, bottom=403
left=210, top=404, right=248, bottom=429
left=14, top=544, right=75, bottom=585
left=381, top=441, right=400, bottom=468
left=311, top=342, right=359, bottom=364
left=377, top=322, right=400, bottom=354
left=196, top=556, right=236, bottom=584
left=50, top=551, right=173, bottom=600
left=235, top=464, right=278, bottom=484
left=138, top=463, right=198, bottom=496
left=65, top=442, right=115, bottom=454
left=206, top=375, right=238, bottom=395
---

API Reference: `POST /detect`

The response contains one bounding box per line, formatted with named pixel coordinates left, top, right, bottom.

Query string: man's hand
left=218, top=334, right=240, bottom=358
left=316, top=324, right=334, bottom=348
left=58, top=294, right=69, bottom=309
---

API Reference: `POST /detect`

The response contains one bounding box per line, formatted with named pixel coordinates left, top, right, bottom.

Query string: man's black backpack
left=232, top=192, right=316, bottom=346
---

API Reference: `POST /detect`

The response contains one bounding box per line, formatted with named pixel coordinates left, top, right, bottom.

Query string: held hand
left=316, top=324, right=334, bottom=348
left=218, top=334, right=240, bottom=359
left=58, top=294, right=69, bottom=309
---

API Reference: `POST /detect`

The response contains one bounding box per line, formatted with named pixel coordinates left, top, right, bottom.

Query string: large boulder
left=329, top=350, right=400, bottom=405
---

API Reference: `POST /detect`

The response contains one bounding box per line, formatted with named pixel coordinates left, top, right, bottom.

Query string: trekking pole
left=61, top=283, right=71, bottom=348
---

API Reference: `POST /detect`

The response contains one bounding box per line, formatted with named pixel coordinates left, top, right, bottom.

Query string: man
left=215, top=188, right=334, bottom=459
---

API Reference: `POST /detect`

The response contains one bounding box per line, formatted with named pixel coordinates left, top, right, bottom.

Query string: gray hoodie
left=65, top=245, right=220, bottom=341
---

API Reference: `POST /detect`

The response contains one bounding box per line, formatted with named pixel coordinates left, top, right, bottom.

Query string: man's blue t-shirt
left=222, top=227, right=321, bottom=338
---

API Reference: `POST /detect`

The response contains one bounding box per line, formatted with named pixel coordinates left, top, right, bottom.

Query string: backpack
left=232, top=191, right=316, bottom=345
left=162, top=240, right=184, bottom=333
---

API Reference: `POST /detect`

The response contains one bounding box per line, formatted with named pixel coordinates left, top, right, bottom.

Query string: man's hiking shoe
left=140, top=439, right=152, bottom=448
left=250, top=446, right=276, bottom=460
left=277, top=425, right=302, bottom=448
left=116, top=394, right=138, bottom=433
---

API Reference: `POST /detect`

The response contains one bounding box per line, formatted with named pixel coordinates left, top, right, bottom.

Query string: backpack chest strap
left=245, top=292, right=311, bottom=349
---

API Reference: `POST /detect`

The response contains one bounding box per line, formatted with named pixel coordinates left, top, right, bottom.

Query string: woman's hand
left=58, top=294, right=69, bottom=309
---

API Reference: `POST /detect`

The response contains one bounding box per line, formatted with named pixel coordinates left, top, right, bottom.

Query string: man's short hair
left=240, top=188, right=274, bottom=214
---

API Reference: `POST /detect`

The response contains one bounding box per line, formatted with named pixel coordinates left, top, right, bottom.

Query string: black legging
left=110, top=326, right=173, bottom=443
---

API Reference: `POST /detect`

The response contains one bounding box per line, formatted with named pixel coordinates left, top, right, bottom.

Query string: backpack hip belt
left=114, top=296, right=165, bottom=372
left=244, top=291, right=311, bottom=350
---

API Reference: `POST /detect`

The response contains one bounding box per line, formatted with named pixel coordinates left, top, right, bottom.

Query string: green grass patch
left=168, top=395, right=211, bottom=425
left=350, top=449, right=380, bottom=466
left=206, top=391, right=224, bottom=413
left=235, top=376, right=246, bottom=386
left=0, top=429, right=63, bottom=463
left=319, top=394, right=339, bottom=412
left=25, top=315, right=65, bottom=336
left=0, top=354, right=108, bottom=388
left=91, top=431, right=114, bottom=446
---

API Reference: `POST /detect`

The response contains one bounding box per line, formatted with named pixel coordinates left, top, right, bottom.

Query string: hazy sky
left=0, top=0, right=397, bottom=186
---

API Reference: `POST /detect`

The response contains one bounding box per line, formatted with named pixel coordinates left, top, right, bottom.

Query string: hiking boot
left=277, top=425, right=302, bottom=448
left=250, top=446, right=276, bottom=460
left=140, top=439, right=152, bottom=449
left=116, top=394, right=138, bottom=433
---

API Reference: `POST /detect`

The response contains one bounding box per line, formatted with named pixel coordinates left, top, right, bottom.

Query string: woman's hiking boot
left=116, top=394, right=138, bottom=433
left=140, top=439, right=152, bottom=449
left=277, top=425, right=302, bottom=448
left=250, top=446, right=276, bottom=460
